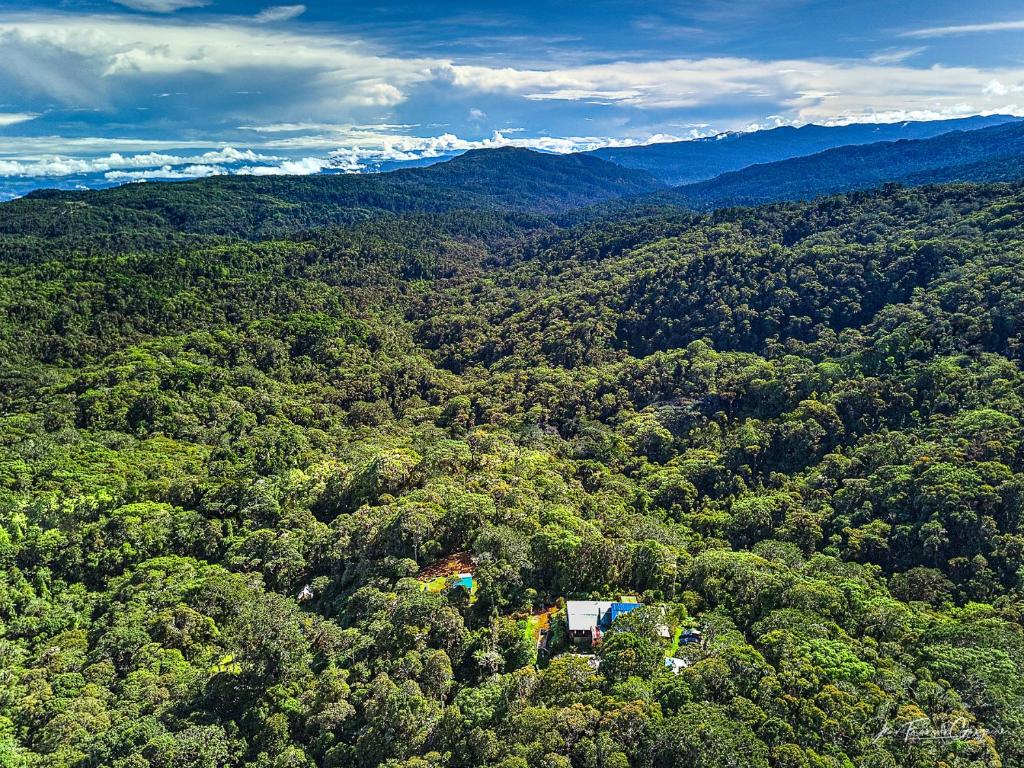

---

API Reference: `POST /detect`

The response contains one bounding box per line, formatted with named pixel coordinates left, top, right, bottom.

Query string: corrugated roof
left=602, top=602, right=640, bottom=628
left=566, top=600, right=608, bottom=631
left=565, top=599, right=650, bottom=632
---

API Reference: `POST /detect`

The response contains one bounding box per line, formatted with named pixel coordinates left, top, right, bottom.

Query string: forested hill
left=0, top=147, right=661, bottom=245
left=671, top=119, right=1024, bottom=209
left=4, top=175, right=1024, bottom=768
left=585, top=114, right=1019, bottom=184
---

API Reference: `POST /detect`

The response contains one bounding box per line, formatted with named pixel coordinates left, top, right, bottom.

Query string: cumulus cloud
left=105, top=164, right=225, bottom=180
left=0, top=147, right=275, bottom=177
left=3, top=10, right=1018, bottom=127
left=983, top=79, right=1024, bottom=97
left=254, top=5, right=307, bottom=23
left=0, top=127, right=703, bottom=184
left=342, top=82, right=405, bottom=107
left=0, top=13, right=435, bottom=122
left=323, top=130, right=698, bottom=172
left=236, top=157, right=331, bottom=175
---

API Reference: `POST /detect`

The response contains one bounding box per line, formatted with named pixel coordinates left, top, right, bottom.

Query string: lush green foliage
left=3, top=170, right=1024, bottom=768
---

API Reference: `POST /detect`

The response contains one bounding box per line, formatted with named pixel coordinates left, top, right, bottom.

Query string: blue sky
left=2, top=0, right=1024, bottom=193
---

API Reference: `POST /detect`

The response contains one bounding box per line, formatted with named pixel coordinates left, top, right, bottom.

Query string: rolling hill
left=0, top=147, right=662, bottom=243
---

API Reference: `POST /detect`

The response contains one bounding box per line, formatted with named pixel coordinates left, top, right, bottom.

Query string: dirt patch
left=419, top=551, right=475, bottom=580
left=532, top=605, right=557, bottom=632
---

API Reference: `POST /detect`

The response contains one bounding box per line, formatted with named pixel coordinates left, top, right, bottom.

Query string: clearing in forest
left=418, top=552, right=478, bottom=596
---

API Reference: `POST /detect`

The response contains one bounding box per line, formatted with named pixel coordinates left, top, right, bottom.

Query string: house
left=565, top=599, right=641, bottom=641
left=566, top=601, right=606, bottom=641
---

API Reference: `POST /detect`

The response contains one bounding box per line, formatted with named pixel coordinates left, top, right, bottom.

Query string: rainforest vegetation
left=2, top=161, right=1024, bottom=768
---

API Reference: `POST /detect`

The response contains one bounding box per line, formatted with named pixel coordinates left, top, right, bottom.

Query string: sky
left=3, top=0, right=1024, bottom=195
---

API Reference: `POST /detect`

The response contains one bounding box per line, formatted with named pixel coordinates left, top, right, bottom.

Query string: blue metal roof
left=600, top=602, right=640, bottom=628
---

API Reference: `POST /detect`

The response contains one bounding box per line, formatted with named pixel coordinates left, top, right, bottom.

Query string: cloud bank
left=3, top=11, right=1024, bottom=130
left=0, top=130, right=700, bottom=186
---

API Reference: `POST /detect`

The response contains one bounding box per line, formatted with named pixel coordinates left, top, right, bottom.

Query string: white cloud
left=0, top=13, right=436, bottom=120
left=105, top=164, right=225, bottom=180
left=0, top=146, right=276, bottom=177
left=869, top=47, right=926, bottom=65
left=447, top=58, right=1024, bottom=123
left=0, top=127, right=700, bottom=183
left=112, top=0, right=209, bottom=12
left=902, top=19, right=1024, bottom=38
left=342, top=82, right=405, bottom=107
left=0, top=112, right=39, bottom=127
left=236, top=156, right=330, bottom=175
left=238, top=122, right=416, bottom=134
left=0, top=136, right=229, bottom=155
left=982, top=79, right=1024, bottom=97
left=324, top=129, right=697, bottom=172
left=985, top=80, right=1011, bottom=97
left=254, top=5, right=307, bottom=23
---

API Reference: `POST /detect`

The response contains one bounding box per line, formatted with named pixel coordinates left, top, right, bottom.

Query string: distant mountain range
left=4, top=147, right=661, bottom=240
left=584, top=114, right=1021, bottom=185
left=669, top=119, right=1024, bottom=209
left=10, top=114, right=1024, bottom=233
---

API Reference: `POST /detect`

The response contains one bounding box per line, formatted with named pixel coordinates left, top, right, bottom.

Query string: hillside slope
left=0, top=147, right=661, bottom=244
left=670, top=119, right=1024, bottom=208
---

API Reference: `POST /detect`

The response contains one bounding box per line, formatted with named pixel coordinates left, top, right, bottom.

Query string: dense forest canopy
left=2, top=156, right=1024, bottom=768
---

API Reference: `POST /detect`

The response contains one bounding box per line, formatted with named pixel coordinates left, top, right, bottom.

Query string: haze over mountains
left=584, top=114, right=1020, bottom=185
left=5, top=113, right=1023, bottom=205
left=670, top=118, right=1024, bottom=208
